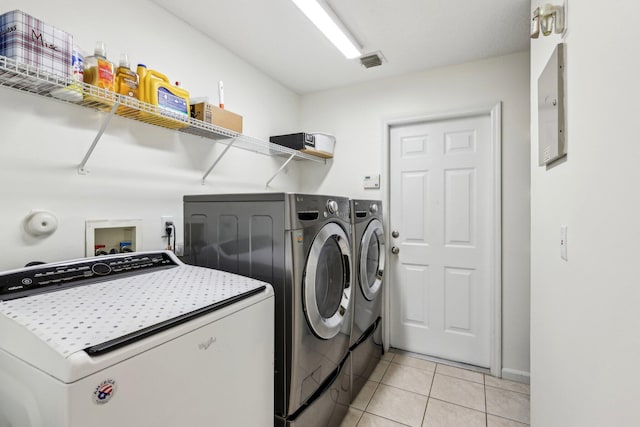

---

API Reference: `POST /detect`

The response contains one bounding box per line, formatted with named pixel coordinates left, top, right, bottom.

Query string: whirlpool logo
left=198, top=337, right=217, bottom=350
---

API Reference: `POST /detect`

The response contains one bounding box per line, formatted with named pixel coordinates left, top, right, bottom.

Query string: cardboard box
left=0, top=10, right=73, bottom=79
left=190, top=102, right=243, bottom=134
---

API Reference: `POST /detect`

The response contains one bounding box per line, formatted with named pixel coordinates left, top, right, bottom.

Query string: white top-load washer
left=0, top=251, right=274, bottom=427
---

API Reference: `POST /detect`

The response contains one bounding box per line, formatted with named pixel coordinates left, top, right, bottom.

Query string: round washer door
left=303, top=222, right=352, bottom=340
left=359, top=219, right=385, bottom=301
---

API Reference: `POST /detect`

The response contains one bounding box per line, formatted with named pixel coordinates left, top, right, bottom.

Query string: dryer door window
left=359, top=219, right=385, bottom=301
left=304, top=222, right=352, bottom=340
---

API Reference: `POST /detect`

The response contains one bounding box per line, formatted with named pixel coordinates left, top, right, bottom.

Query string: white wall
left=530, top=1, right=640, bottom=425
left=299, top=52, right=531, bottom=380
left=0, top=0, right=303, bottom=270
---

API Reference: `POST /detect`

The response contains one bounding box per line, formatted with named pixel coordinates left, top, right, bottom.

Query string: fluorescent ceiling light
left=290, top=0, right=361, bottom=59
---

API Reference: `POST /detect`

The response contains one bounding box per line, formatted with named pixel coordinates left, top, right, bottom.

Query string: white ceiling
left=151, top=0, right=531, bottom=94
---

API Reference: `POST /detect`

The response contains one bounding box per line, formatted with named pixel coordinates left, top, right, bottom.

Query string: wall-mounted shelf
left=0, top=55, right=325, bottom=185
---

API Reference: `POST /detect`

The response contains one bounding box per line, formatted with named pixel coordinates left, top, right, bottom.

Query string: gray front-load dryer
left=183, top=193, right=352, bottom=426
left=349, top=199, right=386, bottom=401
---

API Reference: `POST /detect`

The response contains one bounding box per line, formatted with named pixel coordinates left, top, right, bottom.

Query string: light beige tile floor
left=340, top=350, right=530, bottom=427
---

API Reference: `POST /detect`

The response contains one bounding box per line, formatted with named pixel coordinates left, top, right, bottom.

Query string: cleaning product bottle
left=83, top=41, right=115, bottom=105
left=49, top=45, right=84, bottom=102
left=71, top=46, right=85, bottom=91
left=113, top=54, right=139, bottom=116
left=115, top=54, right=138, bottom=98
left=140, top=68, right=190, bottom=128
left=136, top=63, right=148, bottom=103
left=144, top=69, right=189, bottom=115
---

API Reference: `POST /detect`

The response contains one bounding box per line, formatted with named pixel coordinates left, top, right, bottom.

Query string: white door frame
left=381, top=103, right=502, bottom=377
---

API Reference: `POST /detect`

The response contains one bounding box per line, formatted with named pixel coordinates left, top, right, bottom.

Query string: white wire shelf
left=0, top=55, right=326, bottom=183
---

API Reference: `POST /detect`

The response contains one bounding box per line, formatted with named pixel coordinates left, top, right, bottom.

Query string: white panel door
left=389, top=114, right=494, bottom=367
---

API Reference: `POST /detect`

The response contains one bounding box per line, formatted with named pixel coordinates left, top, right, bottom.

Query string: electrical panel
left=538, top=43, right=566, bottom=166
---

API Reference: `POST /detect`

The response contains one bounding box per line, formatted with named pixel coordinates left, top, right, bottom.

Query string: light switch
left=560, top=225, right=568, bottom=261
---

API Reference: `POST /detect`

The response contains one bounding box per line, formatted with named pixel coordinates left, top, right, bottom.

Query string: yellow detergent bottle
left=115, top=54, right=138, bottom=98
left=136, top=63, right=147, bottom=103
left=114, top=54, right=139, bottom=117
left=140, top=68, right=190, bottom=129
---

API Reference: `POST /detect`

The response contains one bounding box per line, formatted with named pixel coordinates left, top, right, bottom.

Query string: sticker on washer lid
left=94, top=379, right=117, bottom=404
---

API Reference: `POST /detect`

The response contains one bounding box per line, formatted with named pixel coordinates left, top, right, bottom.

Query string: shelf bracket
left=201, top=138, right=237, bottom=184
left=78, top=101, right=120, bottom=175
left=266, top=152, right=296, bottom=187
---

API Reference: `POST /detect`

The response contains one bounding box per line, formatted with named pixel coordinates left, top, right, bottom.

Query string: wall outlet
left=161, top=216, right=174, bottom=237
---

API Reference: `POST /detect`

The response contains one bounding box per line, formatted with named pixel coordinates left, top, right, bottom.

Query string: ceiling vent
left=359, top=51, right=385, bottom=69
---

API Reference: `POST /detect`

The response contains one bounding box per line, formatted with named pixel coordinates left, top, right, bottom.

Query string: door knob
left=391, top=246, right=400, bottom=254
left=392, top=230, right=399, bottom=238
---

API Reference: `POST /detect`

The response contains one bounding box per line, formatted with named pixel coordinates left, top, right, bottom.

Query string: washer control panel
left=326, top=199, right=339, bottom=215
left=0, top=252, right=178, bottom=300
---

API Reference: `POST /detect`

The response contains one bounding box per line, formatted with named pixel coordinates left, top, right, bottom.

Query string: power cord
left=165, top=221, right=176, bottom=252
left=172, top=223, right=176, bottom=252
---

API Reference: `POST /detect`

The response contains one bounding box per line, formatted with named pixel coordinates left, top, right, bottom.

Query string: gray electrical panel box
left=538, top=43, right=566, bottom=165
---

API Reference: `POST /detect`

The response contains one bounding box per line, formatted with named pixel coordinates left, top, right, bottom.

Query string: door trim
left=381, top=103, right=502, bottom=377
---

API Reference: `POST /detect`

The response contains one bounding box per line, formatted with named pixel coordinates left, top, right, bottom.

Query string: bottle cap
left=94, top=41, right=106, bottom=57
left=119, top=53, right=130, bottom=68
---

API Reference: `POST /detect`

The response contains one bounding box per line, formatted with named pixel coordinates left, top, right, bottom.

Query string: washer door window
left=304, top=222, right=352, bottom=340
left=359, top=219, right=385, bottom=301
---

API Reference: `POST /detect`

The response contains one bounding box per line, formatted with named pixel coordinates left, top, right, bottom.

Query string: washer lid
left=303, top=222, right=352, bottom=340
left=0, top=259, right=271, bottom=381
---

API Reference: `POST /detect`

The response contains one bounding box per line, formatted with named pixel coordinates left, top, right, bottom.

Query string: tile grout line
left=358, top=379, right=381, bottom=413
left=428, top=372, right=489, bottom=414
left=357, top=356, right=389, bottom=415
left=359, top=354, right=416, bottom=427
left=427, top=396, right=488, bottom=415
left=391, top=349, right=490, bottom=375
left=419, top=362, right=439, bottom=426
left=361, top=413, right=413, bottom=427
left=367, top=354, right=432, bottom=426
left=484, top=373, right=488, bottom=427
left=377, top=368, right=490, bottom=413
left=487, top=413, right=531, bottom=426
left=484, top=383, right=531, bottom=425
left=367, top=355, right=530, bottom=426
left=373, top=378, right=433, bottom=397
left=485, top=383, right=531, bottom=397
left=433, top=370, right=485, bottom=385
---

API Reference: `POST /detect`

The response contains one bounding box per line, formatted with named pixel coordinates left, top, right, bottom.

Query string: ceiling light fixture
left=290, top=0, right=361, bottom=59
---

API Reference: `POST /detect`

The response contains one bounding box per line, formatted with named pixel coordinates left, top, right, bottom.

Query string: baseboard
left=501, top=368, right=530, bottom=384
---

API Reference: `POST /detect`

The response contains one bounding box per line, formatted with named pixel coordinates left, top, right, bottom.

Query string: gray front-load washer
left=349, top=199, right=386, bottom=401
left=184, top=193, right=353, bottom=426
